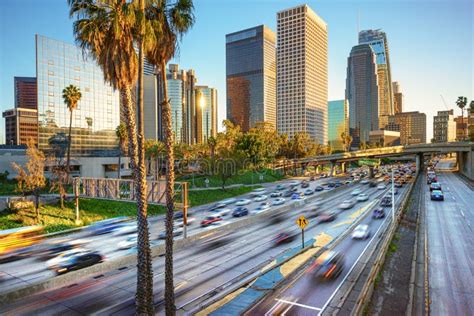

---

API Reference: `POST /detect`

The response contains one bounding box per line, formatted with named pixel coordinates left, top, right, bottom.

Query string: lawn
left=178, top=168, right=285, bottom=188
left=0, top=186, right=257, bottom=233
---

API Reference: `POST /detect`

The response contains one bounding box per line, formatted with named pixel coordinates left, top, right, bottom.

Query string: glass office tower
left=328, top=100, right=349, bottom=151
left=195, top=86, right=218, bottom=143
left=359, top=29, right=394, bottom=129
left=36, top=35, right=120, bottom=156
left=226, top=25, right=276, bottom=131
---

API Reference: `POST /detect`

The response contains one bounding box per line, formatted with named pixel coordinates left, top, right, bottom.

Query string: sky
left=0, top=0, right=473, bottom=144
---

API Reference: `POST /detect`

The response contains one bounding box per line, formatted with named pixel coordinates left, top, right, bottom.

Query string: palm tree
left=68, top=0, right=154, bottom=313
left=144, top=1, right=194, bottom=313
left=116, top=123, right=128, bottom=179
left=456, top=96, right=467, bottom=140
left=62, top=84, right=82, bottom=179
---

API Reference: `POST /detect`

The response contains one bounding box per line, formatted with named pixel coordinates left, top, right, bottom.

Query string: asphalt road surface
left=425, top=168, right=474, bottom=315
left=0, top=176, right=398, bottom=315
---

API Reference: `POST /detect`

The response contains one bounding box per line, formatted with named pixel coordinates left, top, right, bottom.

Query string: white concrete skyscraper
left=276, top=4, right=328, bottom=143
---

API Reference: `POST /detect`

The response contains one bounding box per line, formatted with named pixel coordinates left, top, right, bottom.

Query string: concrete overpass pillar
left=341, top=162, right=347, bottom=174
left=316, top=165, right=321, bottom=174
left=416, top=153, right=424, bottom=172
left=457, top=150, right=474, bottom=180
left=368, top=166, right=374, bottom=178
left=329, top=162, right=336, bottom=177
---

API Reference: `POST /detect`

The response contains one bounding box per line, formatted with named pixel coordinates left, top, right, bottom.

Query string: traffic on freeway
left=0, top=162, right=417, bottom=315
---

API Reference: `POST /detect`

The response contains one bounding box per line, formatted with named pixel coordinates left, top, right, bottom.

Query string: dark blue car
left=430, top=190, right=444, bottom=201
left=232, top=207, right=249, bottom=217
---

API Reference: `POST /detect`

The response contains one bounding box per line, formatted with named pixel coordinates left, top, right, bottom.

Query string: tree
left=143, top=1, right=195, bottom=313
left=456, top=96, right=467, bottom=140
left=340, top=131, right=353, bottom=152
left=68, top=0, right=153, bottom=312
left=12, top=139, right=46, bottom=222
left=62, top=84, right=82, bottom=179
left=469, top=101, right=474, bottom=141
left=48, top=133, right=69, bottom=209
left=116, top=123, right=128, bottom=179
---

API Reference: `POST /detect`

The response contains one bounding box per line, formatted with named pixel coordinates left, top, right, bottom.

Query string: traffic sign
left=296, top=215, right=309, bottom=229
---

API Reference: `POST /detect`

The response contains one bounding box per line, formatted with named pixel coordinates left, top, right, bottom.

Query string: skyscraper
left=226, top=25, right=276, bottom=131
left=392, top=81, right=403, bottom=114
left=35, top=35, right=120, bottom=155
left=359, top=29, right=393, bottom=128
left=195, top=86, right=218, bottom=143
left=346, top=44, right=379, bottom=148
left=327, top=100, right=349, bottom=151
left=277, top=4, right=328, bottom=143
left=14, top=77, right=37, bottom=110
left=387, top=111, right=426, bottom=145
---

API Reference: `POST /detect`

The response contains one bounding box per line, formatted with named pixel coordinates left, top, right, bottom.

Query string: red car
left=272, top=232, right=295, bottom=245
left=200, top=216, right=222, bottom=227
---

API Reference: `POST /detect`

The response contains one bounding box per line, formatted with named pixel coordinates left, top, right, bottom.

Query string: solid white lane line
left=265, top=300, right=283, bottom=316
left=276, top=298, right=322, bottom=312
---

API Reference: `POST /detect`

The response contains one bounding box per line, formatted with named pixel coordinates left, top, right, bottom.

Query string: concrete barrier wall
left=0, top=182, right=354, bottom=306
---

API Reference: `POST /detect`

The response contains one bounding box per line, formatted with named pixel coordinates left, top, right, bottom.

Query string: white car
left=352, top=224, right=370, bottom=240
left=360, top=179, right=369, bottom=185
left=235, top=199, right=251, bottom=206
left=356, top=193, right=369, bottom=202
left=272, top=197, right=286, bottom=206
left=220, top=198, right=237, bottom=205
left=255, top=202, right=271, bottom=212
left=251, top=188, right=267, bottom=197
left=118, top=236, right=137, bottom=250
left=47, top=248, right=89, bottom=269
left=113, top=222, right=137, bottom=236
left=174, top=217, right=195, bottom=227
left=254, top=195, right=268, bottom=202
left=339, top=200, right=356, bottom=210
left=351, top=188, right=362, bottom=196
left=288, top=180, right=300, bottom=187
left=270, top=191, right=283, bottom=198
left=209, top=208, right=231, bottom=217
left=377, top=183, right=386, bottom=190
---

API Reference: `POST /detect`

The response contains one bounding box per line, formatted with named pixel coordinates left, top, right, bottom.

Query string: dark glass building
left=346, top=44, right=379, bottom=148
left=15, top=77, right=37, bottom=110
left=36, top=35, right=120, bottom=156
left=226, top=25, right=276, bottom=131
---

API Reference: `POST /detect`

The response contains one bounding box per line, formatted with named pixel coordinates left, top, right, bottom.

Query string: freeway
left=246, top=179, right=411, bottom=315
left=0, top=175, right=343, bottom=292
left=0, top=175, right=397, bottom=315
left=425, top=167, right=474, bottom=315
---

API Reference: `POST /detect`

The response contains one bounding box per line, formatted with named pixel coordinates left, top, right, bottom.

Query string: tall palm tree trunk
left=121, top=87, right=152, bottom=313
left=162, top=60, right=176, bottom=315
left=135, top=35, right=154, bottom=313
left=66, top=109, right=73, bottom=179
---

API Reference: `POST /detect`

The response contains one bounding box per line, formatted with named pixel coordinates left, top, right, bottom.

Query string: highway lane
left=0, top=179, right=385, bottom=315
left=0, top=175, right=347, bottom=291
left=247, top=180, right=412, bottom=315
left=425, top=170, right=474, bottom=315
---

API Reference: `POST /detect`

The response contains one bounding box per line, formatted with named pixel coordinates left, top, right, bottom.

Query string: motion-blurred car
left=372, top=208, right=385, bottom=219
left=356, top=193, right=369, bottom=202
left=430, top=190, right=444, bottom=201
left=312, top=250, right=344, bottom=279
left=174, top=217, right=196, bottom=227
left=394, top=182, right=403, bottom=188
left=220, top=198, right=237, bottom=205
left=232, top=207, right=249, bottom=217
left=270, top=191, right=283, bottom=198
left=314, top=186, right=324, bottom=192
left=291, top=192, right=304, bottom=200
left=304, top=189, right=314, bottom=196
left=430, top=182, right=441, bottom=192
left=47, top=248, right=92, bottom=269
left=377, top=183, right=386, bottom=190
left=113, top=222, right=137, bottom=236
left=200, top=216, right=222, bottom=227
left=86, top=217, right=128, bottom=235
left=339, top=200, right=356, bottom=210
left=369, top=181, right=377, bottom=188
left=253, top=195, right=268, bottom=202
left=283, top=190, right=294, bottom=197
left=276, top=184, right=286, bottom=191
left=334, top=181, right=342, bottom=188
left=272, top=232, right=296, bottom=245
left=54, top=251, right=104, bottom=275
left=251, top=188, right=267, bottom=196
left=118, top=236, right=137, bottom=250
left=255, top=202, right=271, bottom=212
left=361, top=179, right=370, bottom=185
left=351, top=188, right=362, bottom=196
left=318, top=212, right=337, bottom=223
left=289, top=181, right=300, bottom=187
left=309, top=176, right=316, bottom=181
left=209, top=208, right=231, bottom=217
left=158, top=229, right=183, bottom=239
left=208, top=202, right=226, bottom=211
left=235, top=199, right=251, bottom=206
left=380, top=196, right=392, bottom=207
left=272, top=198, right=286, bottom=206
left=387, top=188, right=398, bottom=195
left=301, top=181, right=310, bottom=188
left=39, top=240, right=89, bottom=260
left=352, top=224, right=370, bottom=240
left=327, top=182, right=336, bottom=188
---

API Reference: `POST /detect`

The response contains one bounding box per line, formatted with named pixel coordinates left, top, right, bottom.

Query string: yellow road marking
left=331, top=220, right=353, bottom=228
left=196, top=287, right=247, bottom=316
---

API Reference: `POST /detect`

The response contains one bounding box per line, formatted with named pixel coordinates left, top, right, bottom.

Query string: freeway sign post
left=296, top=215, right=309, bottom=249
